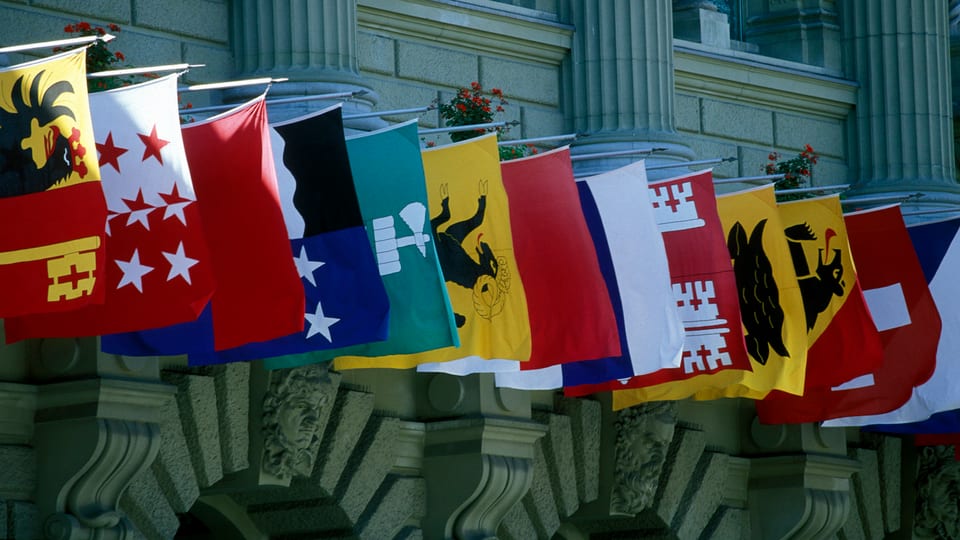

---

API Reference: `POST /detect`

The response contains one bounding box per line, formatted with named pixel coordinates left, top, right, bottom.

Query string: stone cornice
left=674, top=40, right=858, bottom=120
left=357, top=0, right=573, bottom=65
left=36, top=378, right=175, bottom=424
left=424, top=417, right=547, bottom=460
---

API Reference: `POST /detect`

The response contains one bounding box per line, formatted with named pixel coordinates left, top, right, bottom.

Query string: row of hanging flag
left=2, top=48, right=960, bottom=436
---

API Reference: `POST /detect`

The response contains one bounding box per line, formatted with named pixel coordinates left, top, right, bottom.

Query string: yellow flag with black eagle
left=613, top=184, right=808, bottom=407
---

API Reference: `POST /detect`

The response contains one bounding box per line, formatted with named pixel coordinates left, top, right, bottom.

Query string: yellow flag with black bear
left=336, top=133, right=530, bottom=370
left=613, top=184, right=807, bottom=407
left=0, top=49, right=106, bottom=318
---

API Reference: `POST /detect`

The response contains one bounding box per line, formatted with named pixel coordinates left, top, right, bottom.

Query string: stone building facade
left=0, top=0, right=956, bottom=538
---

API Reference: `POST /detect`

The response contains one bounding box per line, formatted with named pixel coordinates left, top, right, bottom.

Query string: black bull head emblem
left=784, top=223, right=846, bottom=332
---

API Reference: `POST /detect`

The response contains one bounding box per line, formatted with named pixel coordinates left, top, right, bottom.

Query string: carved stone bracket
left=34, top=378, right=173, bottom=540
left=422, top=417, right=546, bottom=539
left=748, top=454, right=859, bottom=540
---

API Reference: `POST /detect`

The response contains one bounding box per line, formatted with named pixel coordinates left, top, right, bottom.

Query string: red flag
left=181, top=97, right=305, bottom=350
left=756, top=205, right=939, bottom=423
left=0, top=50, right=107, bottom=318
left=565, top=169, right=749, bottom=396
left=502, top=147, right=619, bottom=368
left=6, top=75, right=214, bottom=340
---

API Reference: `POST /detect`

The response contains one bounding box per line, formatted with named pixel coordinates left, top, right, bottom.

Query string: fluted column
left=231, top=0, right=381, bottom=128
left=563, top=0, right=694, bottom=179
left=844, top=1, right=960, bottom=215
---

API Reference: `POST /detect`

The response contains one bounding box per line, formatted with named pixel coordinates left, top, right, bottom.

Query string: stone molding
left=357, top=0, right=572, bottom=66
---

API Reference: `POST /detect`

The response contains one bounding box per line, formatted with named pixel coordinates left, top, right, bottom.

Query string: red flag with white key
left=6, top=75, right=214, bottom=340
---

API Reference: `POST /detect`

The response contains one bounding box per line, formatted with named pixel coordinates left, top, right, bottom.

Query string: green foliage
left=765, top=144, right=819, bottom=201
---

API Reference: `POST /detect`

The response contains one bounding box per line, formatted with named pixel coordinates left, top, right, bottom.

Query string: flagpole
left=901, top=207, right=960, bottom=217
left=712, top=173, right=785, bottom=185
left=645, top=157, right=737, bottom=171
left=774, top=183, right=850, bottom=195
left=0, top=33, right=115, bottom=54
left=344, top=105, right=433, bottom=120
left=182, top=90, right=368, bottom=114
left=178, top=77, right=288, bottom=93
left=569, top=147, right=668, bottom=162
left=418, top=121, right=519, bottom=135
left=89, top=63, right=205, bottom=78
left=498, top=133, right=581, bottom=146
left=841, top=193, right=925, bottom=206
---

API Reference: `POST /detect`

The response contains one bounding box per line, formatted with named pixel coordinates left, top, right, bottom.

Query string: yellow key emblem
left=0, top=236, right=100, bottom=302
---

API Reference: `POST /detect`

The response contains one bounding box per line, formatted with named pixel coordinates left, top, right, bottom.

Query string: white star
left=105, top=213, right=119, bottom=237
left=293, top=245, right=325, bottom=287
left=162, top=241, right=199, bottom=284
left=115, top=249, right=154, bottom=293
left=304, top=300, right=339, bottom=341
left=163, top=201, right=192, bottom=225
left=126, top=206, right=155, bottom=230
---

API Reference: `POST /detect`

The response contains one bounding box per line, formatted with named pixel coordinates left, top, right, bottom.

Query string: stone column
left=744, top=0, right=842, bottom=70
left=563, top=0, right=695, bottom=179
left=231, top=0, right=381, bottom=128
left=843, top=0, right=960, bottom=215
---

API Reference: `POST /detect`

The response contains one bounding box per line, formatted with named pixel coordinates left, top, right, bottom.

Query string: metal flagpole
left=841, top=193, right=925, bottom=206
left=498, top=133, right=581, bottom=146
left=569, top=147, right=668, bottom=162
left=646, top=157, right=737, bottom=171
left=183, top=89, right=368, bottom=114
left=712, top=174, right=784, bottom=185
left=418, top=120, right=519, bottom=135
left=88, top=63, right=205, bottom=78
left=178, top=77, right=287, bottom=93
left=0, top=33, right=115, bottom=54
left=344, top=105, right=433, bottom=120
left=774, top=183, right=850, bottom=195
left=901, top=207, right=960, bottom=217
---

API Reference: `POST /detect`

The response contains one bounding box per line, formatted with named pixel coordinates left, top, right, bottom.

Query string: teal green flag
left=264, top=120, right=458, bottom=369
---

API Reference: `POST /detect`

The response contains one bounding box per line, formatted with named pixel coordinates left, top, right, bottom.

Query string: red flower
left=491, top=88, right=502, bottom=96
left=77, top=22, right=91, bottom=31
left=456, top=103, right=467, bottom=112
left=470, top=81, right=481, bottom=90
left=804, top=144, right=814, bottom=153
left=768, top=152, right=777, bottom=160
left=64, top=24, right=74, bottom=33
left=496, top=105, right=504, bottom=112
left=108, top=23, right=120, bottom=31
left=114, top=51, right=125, bottom=61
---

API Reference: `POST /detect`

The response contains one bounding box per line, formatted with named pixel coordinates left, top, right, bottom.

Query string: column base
left=570, top=131, right=696, bottom=181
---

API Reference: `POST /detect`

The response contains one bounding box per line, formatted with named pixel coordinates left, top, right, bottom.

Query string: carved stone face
left=916, top=446, right=960, bottom=539
left=261, top=365, right=329, bottom=481
left=611, top=402, right=677, bottom=515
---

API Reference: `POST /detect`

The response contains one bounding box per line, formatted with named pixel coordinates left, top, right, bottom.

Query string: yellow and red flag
left=613, top=184, right=807, bottom=408
left=336, top=133, right=530, bottom=370
left=0, top=49, right=106, bottom=319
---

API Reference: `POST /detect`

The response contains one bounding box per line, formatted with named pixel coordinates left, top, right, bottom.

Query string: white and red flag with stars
left=6, top=74, right=214, bottom=341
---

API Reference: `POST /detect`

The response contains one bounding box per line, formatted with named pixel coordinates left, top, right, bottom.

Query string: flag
left=824, top=216, right=960, bottom=428
left=5, top=75, right=213, bottom=340
left=559, top=169, right=748, bottom=397
left=770, top=194, right=883, bottom=391
left=0, top=49, right=106, bottom=318
left=755, top=205, right=938, bottom=423
left=183, top=105, right=390, bottom=365
left=100, top=95, right=304, bottom=355
left=479, top=147, right=618, bottom=389
left=263, top=119, right=454, bottom=369
left=335, top=133, right=530, bottom=370
left=502, top=160, right=682, bottom=391
left=612, top=184, right=807, bottom=408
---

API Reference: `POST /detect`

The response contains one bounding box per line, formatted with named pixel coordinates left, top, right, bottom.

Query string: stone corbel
left=421, top=417, right=546, bottom=540
left=745, top=418, right=859, bottom=540
left=34, top=378, right=173, bottom=540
